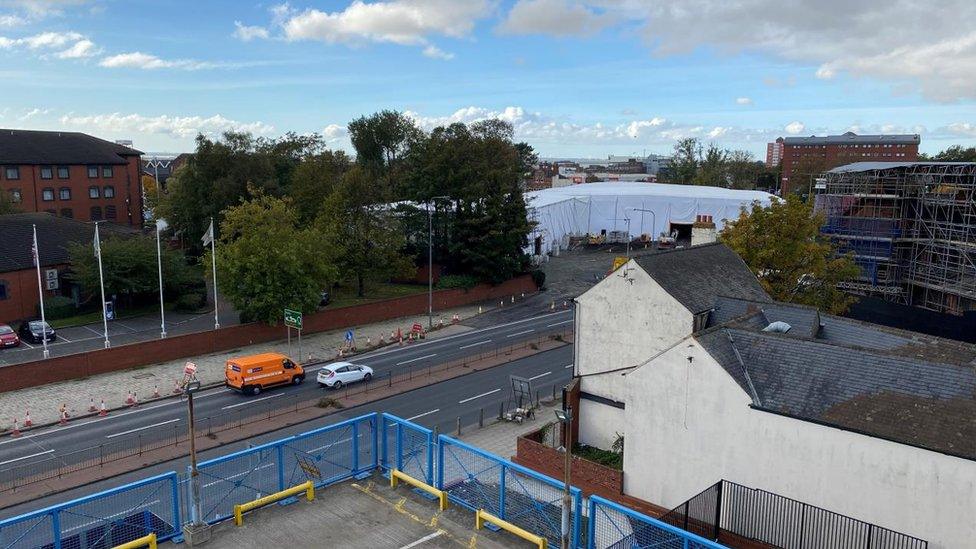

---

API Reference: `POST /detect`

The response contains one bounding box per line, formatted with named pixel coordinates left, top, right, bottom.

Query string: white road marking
left=63, top=499, right=161, bottom=533
left=406, top=409, right=440, bottom=421
left=222, top=394, right=283, bottom=410
left=56, top=334, right=72, bottom=343
left=529, top=371, right=552, bottom=381
left=400, top=531, right=444, bottom=549
left=547, top=319, right=572, bottom=327
left=458, top=340, right=490, bottom=350
left=564, top=364, right=573, bottom=369
left=505, top=329, right=534, bottom=338
left=459, top=388, right=501, bottom=404
left=83, top=325, right=103, bottom=337
left=0, top=449, right=54, bottom=466
left=19, top=340, right=34, bottom=349
left=106, top=418, right=180, bottom=439
left=204, top=464, right=274, bottom=488
left=114, top=321, right=137, bottom=332
left=396, top=354, right=436, bottom=366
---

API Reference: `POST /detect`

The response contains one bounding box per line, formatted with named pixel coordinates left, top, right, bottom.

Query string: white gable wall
left=623, top=339, right=976, bottom=549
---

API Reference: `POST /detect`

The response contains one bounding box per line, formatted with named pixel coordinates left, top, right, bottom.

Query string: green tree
left=789, top=155, right=831, bottom=199
left=664, top=137, right=702, bottom=184
left=288, top=150, right=351, bottom=223
left=693, top=144, right=728, bottom=186
left=316, top=167, right=413, bottom=297
left=0, top=190, right=21, bottom=215
left=720, top=195, right=860, bottom=314
left=928, top=145, right=976, bottom=161
left=347, top=110, right=422, bottom=175
left=213, top=193, right=336, bottom=324
left=726, top=150, right=762, bottom=190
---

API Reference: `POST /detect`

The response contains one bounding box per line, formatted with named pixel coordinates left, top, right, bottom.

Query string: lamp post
left=630, top=208, right=657, bottom=248
left=554, top=407, right=573, bottom=549
left=181, top=362, right=211, bottom=544
left=427, top=196, right=449, bottom=328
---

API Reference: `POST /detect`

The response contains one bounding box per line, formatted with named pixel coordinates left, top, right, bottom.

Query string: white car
left=317, top=361, right=373, bottom=389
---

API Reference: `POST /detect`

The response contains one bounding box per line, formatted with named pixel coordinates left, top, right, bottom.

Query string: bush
left=530, top=269, right=546, bottom=288
left=41, top=296, right=78, bottom=320
left=316, top=397, right=344, bottom=409
left=174, top=293, right=206, bottom=312
left=573, top=443, right=623, bottom=470
left=437, top=274, right=479, bottom=290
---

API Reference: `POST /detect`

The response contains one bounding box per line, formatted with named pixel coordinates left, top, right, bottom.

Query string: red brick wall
left=780, top=142, right=919, bottom=194
left=0, top=267, right=63, bottom=324
left=0, top=275, right=537, bottom=393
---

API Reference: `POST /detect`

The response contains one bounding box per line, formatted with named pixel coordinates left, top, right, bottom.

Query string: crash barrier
left=0, top=472, right=180, bottom=549
left=191, top=413, right=376, bottom=524
left=233, top=481, right=314, bottom=526
left=111, top=532, right=157, bottom=549
left=391, top=470, right=448, bottom=511
left=588, top=495, right=726, bottom=549
left=476, top=509, right=547, bottom=549
left=438, top=434, right=582, bottom=548
left=380, top=412, right=434, bottom=486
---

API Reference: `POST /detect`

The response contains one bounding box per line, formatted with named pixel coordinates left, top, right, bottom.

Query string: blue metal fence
left=193, top=413, right=376, bottom=524
left=0, top=472, right=180, bottom=549
left=588, top=495, right=726, bottom=549
left=380, top=413, right=434, bottom=485
left=437, top=434, right=583, bottom=548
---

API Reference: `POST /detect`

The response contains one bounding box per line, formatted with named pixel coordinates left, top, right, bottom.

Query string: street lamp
left=630, top=208, right=657, bottom=248
left=180, top=362, right=211, bottom=544
left=427, top=196, right=450, bottom=328
left=554, top=406, right=574, bottom=549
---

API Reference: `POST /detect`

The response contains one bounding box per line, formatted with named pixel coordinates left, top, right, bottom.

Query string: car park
left=317, top=361, right=373, bottom=389
left=18, top=320, right=55, bottom=344
left=0, top=324, right=19, bottom=347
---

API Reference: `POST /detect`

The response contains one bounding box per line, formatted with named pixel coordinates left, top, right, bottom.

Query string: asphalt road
left=0, top=334, right=574, bottom=518
left=0, top=309, right=574, bottom=488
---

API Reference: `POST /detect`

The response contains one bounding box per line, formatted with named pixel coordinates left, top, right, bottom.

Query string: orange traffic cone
left=88, top=397, right=98, bottom=413
left=10, top=419, right=20, bottom=437
left=130, top=392, right=139, bottom=407
left=59, top=409, right=68, bottom=426
left=366, top=336, right=372, bottom=347
left=125, top=391, right=135, bottom=406
left=379, top=333, right=385, bottom=344
left=173, top=379, right=182, bottom=394
left=99, top=400, right=108, bottom=417
left=153, top=385, right=160, bottom=398
left=23, top=410, right=32, bottom=427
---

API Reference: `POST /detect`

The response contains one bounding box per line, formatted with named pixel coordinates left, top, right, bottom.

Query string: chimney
left=691, top=214, right=717, bottom=246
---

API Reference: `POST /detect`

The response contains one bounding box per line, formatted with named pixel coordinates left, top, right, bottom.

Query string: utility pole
left=555, top=406, right=574, bottom=549
left=181, top=362, right=211, bottom=545
left=427, top=196, right=449, bottom=328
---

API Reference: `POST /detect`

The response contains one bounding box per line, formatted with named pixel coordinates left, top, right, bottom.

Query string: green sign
left=284, top=308, right=302, bottom=329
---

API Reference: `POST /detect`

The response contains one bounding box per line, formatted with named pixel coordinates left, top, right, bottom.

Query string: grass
left=48, top=303, right=176, bottom=329
left=573, top=443, right=623, bottom=470
left=326, top=282, right=429, bottom=310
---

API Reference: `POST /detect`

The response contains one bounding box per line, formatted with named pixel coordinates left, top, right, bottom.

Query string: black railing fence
left=662, top=480, right=927, bottom=549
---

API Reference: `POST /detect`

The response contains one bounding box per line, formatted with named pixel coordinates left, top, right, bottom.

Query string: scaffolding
left=815, top=163, right=976, bottom=315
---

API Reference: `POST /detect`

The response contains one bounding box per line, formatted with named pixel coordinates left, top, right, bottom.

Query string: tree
left=214, top=192, right=336, bottom=324
left=720, top=194, right=861, bottom=314
left=726, top=150, right=762, bottom=190
left=316, top=167, right=413, bottom=297
left=664, top=137, right=702, bottom=184
left=347, top=110, right=422, bottom=174
left=288, top=150, right=351, bottom=223
left=789, top=155, right=831, bottom=198
left=926, top=145, right=976, bottom=162
left=693, top=143, right=728, bottom=186
left=0, top=190, right=21, bottom=215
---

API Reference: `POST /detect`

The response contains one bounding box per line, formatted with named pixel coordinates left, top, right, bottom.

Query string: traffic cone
left=379, top=333, right=386, bottom=344
left=99, top=400, right=108, bottom=417
left=130, top=392, right=139, bottom=407
left=10, top=419, right=20, bottom=437
left=478, top=306, right=483, bottom=314
left=125, top=391, right=135, bottom=406
left=24, top=410, right=32, bottom=427
left=173, top=379, right=182, bottom=394
left=550, top=300, right=555, bottom=311
left=438, top=318, right=444, bottom=328
left=338, top=348, right=344, bottom=358
left=59, top=409, right=68, bottom=426
left=88, top=397, right=98, bottom=413
left=391, top=330, right=396, bottom=342
left=153, top=385, right=160, bottom=398
left=366, top=336, right=372, bottom=347
left=563, top=301, right=568, bottom=309
left=511, top=295, right=515, bottom=304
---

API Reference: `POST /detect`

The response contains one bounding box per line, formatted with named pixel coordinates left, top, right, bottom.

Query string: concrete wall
left=623, top=340, right=976, bottom=549
left=575, top=260, right=692, bottom=448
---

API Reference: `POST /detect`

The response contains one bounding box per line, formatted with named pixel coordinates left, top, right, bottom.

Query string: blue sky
left=2, top=0, right=975, bottom=158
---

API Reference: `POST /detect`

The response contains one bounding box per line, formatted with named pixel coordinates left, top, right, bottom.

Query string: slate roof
left=0, top=129, right=141, bottom=165
left=0, top=213, right=134, bottom=272
left=827, top=161, right=975, bottom=174
left=633, top=243, right=771, bottom=314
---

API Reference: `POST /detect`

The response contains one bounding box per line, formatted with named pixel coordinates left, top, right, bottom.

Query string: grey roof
left=781, top=132, right=919, bottom=146
left=827, top=161, right=975, bottom=174
left=634, top=243, right=771, bottom=314
left=0, top=129, right=141, bottom=165
left=711, top=296, right=821, bottom=338
left=0, top=213, right=134, bottom=272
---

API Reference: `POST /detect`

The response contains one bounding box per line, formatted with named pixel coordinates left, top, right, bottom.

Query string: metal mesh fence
left=380, top=413, right=433, bottom=485
left=589, top=495, right=724, bottom=549
left=0, top=472, right=180, bottom=549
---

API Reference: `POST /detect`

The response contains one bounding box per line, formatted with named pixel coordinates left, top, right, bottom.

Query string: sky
left=1, top=0, right=976, bottom=159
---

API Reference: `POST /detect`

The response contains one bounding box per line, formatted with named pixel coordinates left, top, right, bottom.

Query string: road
left=0, top=309, right=574, bottom=496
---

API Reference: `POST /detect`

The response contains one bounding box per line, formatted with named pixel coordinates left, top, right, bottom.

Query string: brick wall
left=0, top=275, right=537, bottom=393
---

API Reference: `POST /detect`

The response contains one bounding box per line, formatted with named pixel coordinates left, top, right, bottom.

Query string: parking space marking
left=458, top=388, right=500, bottom=404
left=82, top=325, right=103, bottom=337
left=400, top=531, right=444, bottom=549
left=19, top=340, right=34, bottom=349
left=56, top=335, right=72, bottom=343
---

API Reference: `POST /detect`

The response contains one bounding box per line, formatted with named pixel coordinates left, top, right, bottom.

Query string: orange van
left=225, top=352, right=304, bottom=395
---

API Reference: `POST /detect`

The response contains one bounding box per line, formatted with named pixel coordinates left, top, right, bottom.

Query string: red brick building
left=771, top=132, right=920, bottom=194
left=0, top=129, right=144, bottom=226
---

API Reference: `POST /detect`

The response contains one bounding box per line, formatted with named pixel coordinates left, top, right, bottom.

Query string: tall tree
left=347, top=110, right=422, bottom=174
left=693, top=144, right=728, bottom=186
left=0, top=189, right=21, bottom=215
left=214, top=192, right=336, bottom=324
left=665, top=137, right=702, bottom=184
left=927, top=145, right=976, bottom=162
left=726, top=150, right=762, bottom=190
left=288, top=150, right=351, bottom=223
left=721, top=194, right=860, bottom=314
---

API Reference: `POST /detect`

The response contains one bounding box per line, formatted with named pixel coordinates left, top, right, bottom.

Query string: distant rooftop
left=828, top=161, right=976, bottom=173
left=780, top=131, right=920, bottom=146
left=0, top=213, right=134, bottom=272
left=0, top=128, right=142, bottom=165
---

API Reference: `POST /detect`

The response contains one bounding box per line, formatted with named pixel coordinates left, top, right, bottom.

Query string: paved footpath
left=0, top=304, right=494, bottom=429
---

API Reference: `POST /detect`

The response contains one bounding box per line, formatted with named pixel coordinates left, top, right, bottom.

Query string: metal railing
left=588, top=495, right=724, bottom=549
left=0, top=331, right=571, bottom=497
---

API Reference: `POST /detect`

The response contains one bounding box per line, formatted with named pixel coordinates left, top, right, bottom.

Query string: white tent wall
left=525, top=182, right=774, bottom=253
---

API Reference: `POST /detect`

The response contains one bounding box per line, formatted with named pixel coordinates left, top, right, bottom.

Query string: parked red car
left=0, top=324, right=20, bottom=348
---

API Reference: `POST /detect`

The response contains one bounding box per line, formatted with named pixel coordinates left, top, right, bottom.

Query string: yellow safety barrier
left=390, top=469, right=448, bottom=511
left=476, top=509, right=547, bottom=549
left=234, top=480, right=315, bottom=526
left=111, top=533, right=157, bottom=549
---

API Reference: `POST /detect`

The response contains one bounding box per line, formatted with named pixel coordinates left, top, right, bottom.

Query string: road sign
left=284, top=308, right=302, bottom=329
left=412, top=323, right=423, bottom=333
left=345, top=330, right=354, bottom=342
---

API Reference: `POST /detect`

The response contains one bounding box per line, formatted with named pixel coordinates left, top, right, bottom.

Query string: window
left=101, top=166, right=113, bottom=178
left=9, top=189, right=21, bottom=203
left=88, top=166, right=99, bottom=178
left=40, top=166, right=53, bottom=179
left=59, top=187, right=71, bottom=200
left=0, top=280, right=7, bottom=300
left=5, top=167, right=19, bottom=180
left=103, top=185, right=115, bottom=198
left=60, top=208, right=73, bottom=218
left=105, top=205, right=117, bottom=219
left=89, top=186, right=100, bottom=199
left=90, top=206, right=102, bottom=220
left=41, top=188, right=55, bottom=201
left=57, top=166, right=70, bottom=179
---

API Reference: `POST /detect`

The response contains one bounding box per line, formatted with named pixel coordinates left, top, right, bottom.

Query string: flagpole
left=156, top=220, right=167, bottom=338
left=210, top=217, right=220, bottom=329
left=32, top=225, right=50, bottom=359
left=94, top=221, right=110, bottom=348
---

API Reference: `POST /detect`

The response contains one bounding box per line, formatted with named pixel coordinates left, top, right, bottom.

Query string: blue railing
left=379, top=413, right=434, bottom=486
left=589, top=495, right=726, bottom=549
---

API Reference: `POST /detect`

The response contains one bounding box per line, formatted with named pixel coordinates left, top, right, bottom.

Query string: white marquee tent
left=526, top=182, right=774, bottom=253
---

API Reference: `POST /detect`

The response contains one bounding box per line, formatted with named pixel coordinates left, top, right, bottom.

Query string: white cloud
left=322, top=123, right=347, bottom=142
left=499, top=0, right=614, bottom=37
left=422, top=44, right=453, bottom=60
left=0, top=30, right=85, bottom=50
left=56, top=38, right=96, bottom=58
left=735, top=97, right=752, bottom=105
left=233, top=21, right=269, bottom=41
left=99, top=52, right=216, bottom=70
left=0, top=13, right=27, bottom=27
left=58, top=112, right=276, bottom=139
left=785, top=121, right=805, bottom=135
left=19, top=107, right=49, bottom=120
left=944, top=123, right=976, bottom=138
left=278, top=0, right=491, bottom=58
